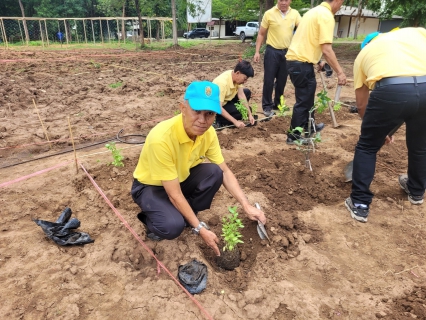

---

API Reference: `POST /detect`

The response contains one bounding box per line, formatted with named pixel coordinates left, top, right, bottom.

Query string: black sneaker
left=286, top=135, right=300, bottom=145
left=305, top=123, right=325, bottom=136
left=398, top=174, right=424, bottom=205
left=345, top=197, right=369, bottom=223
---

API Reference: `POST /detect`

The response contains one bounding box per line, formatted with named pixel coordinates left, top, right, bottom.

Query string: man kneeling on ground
left=213, top=60, right=256, bottom=128
left=131, top=81, right=266, bottom=255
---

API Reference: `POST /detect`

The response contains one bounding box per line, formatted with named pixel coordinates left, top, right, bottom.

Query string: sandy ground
left=1, top=42, right=426, bottom=320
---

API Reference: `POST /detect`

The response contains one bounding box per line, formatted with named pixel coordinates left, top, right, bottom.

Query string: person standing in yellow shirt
left=345, top=27, right=426, bottom=223
left=131, top=81, right=266, bottom=255
left=254, top=0, right=301, bottom=117
left=285, top=0, right=346, bottom=144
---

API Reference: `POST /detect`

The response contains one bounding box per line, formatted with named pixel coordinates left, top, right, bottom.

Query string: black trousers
left=131, top=163, right=223, bottom=239
left=215, top=88, right=251, bottom=126
left=262, top=45, right=288, bottom=112
left=286, top=61, right=317, bottom=135
left=351, top=82, right=426, bottom=206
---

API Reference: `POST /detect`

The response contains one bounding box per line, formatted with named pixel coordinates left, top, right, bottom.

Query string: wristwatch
left=192, top=222, right=209, bottom=235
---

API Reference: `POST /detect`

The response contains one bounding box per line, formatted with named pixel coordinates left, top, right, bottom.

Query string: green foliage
left=276, top=95, right=290, bottom=117
left=234, top=100, right=248, bottom=121
left=105, top=142, right=124, bottom=167
left=251, top=102, right=258, bottom=115
left=174, top=109, right=181, bottom=116
left=221, top=206, right=244, bottom=252
left=314, top=90, right=331, bottom=114
left=109, top=81, right=123, bottom=88
left=242, top=43, right=266, bottom=59
left=91, top=60, right=101, bottom=69
left=368, top=0, right=426, bottom=27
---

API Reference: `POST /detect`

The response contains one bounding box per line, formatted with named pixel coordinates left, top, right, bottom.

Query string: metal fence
left=0, top=16, right=172, bottom=47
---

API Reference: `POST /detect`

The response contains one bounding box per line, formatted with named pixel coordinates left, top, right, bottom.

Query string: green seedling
left=174, top=109, right=181, bottom=116
left=234, top=100, right=249, bottom=121
left=90, top=60, right=101, bottom=69
left=277, top=95, right=290, bottom=117
left=156, top=91, right=165, bottom=97
left=105, top=142, right=124, bottom=167
left=221, top=206, right=244, bottom=252
left=109, top=81, right=123, bottom=89
left=289, top=89, right=334, bottom=171
left=251, top=102, right=258, bottom=115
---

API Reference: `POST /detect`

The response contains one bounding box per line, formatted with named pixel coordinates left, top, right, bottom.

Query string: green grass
left=109, top=82, right=123, bottom=88
left=4, top=38, right=242, bottom=52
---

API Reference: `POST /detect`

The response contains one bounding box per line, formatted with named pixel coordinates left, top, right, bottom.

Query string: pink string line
left=0, top=161, right=71, bottom=188
left=79, top=162, right=214, bottom=320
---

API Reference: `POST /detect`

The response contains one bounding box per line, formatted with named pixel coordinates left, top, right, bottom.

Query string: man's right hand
left=234, top=120, right=246, bottom=128
left=337, top=71, right=347, bottom=86
left=200, top=228, right=220, bottom=256
left=253, top=52, right=260, bottom=63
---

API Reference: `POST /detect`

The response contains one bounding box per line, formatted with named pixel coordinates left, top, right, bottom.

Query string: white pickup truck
left=233, top=22, right=259, bottom=41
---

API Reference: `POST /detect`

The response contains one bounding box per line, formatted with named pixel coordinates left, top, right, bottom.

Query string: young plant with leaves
left=221, top=206, right=244, bottom=251
left=290, top=89, right=337, bottom=171
left=234, top=100, right=249, bottom=121
left=276, top=95, right=290, bottom=117
left=105, top=142, right=124, bottom=167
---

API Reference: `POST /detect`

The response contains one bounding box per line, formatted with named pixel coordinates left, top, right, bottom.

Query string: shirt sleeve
left=261, top=11, right=270, bottom=29
left=205, top=129, right=224, bottom=165
left=318, top=14, right=334, bottom=44
left=147, top=141, right=178, bottom=181
left=295, top=11, right=302, bottom=26
left=353, top=55, right=367, bottom=90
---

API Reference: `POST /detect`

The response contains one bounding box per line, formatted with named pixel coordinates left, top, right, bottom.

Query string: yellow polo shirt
left=286, top=2, right=335, bottom=63
left=261, top=6, right=301, bottom=49
left=213, top=70, right=242, bottom=103
left=354, top=27, right=426, bottom=90
left=133, top=114, right=224, bottom=186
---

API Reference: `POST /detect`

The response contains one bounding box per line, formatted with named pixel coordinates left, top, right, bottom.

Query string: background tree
left=18, top=0, right=30, bottom=43
left=368, top=0, right=426, bottom=27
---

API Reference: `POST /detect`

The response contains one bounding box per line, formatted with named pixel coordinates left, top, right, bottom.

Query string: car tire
left=240, top=32, right=246, bottom=41
left=190, top=35, right=195, bottom=39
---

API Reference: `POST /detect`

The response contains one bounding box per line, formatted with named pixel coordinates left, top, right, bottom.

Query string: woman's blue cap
left=184, top=81, right=222, bottom=114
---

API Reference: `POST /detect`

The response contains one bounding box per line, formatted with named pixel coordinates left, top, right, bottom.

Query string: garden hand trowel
left=254, top=203, right=270, bottom=242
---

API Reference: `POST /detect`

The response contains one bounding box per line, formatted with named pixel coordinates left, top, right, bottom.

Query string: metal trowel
left=255, top=203, right=270, bottom=242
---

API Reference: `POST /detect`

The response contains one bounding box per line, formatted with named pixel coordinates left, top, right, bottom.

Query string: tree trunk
left=171, top=0, right=178, bottom=47
left=353, top=0, right=363, bottom=39
left=18, top=0, right=30, bottom=44
left=155, top=21, right=160, bottom=41
left=121, top=2, right=126, bottom=40
left=265, top=0, right=274, bottom=11
left=134, top=0, right=145, bottom=47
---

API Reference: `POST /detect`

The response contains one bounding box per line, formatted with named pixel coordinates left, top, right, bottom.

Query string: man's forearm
left=321, top=44, right=344, bottom=75
left=222, top=167, right=250, bottom=211
left=355, top=85, right=369, bottom=119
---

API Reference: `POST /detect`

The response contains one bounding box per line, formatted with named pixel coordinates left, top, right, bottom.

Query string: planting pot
left=216, top=247, right=240, bottom=270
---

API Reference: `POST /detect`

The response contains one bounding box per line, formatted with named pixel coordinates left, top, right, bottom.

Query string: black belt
left=375, top=76, right=426, bottom=88
left=266, top=44, right=287, bottom=52
left=287, top=60, right=313, bottom=65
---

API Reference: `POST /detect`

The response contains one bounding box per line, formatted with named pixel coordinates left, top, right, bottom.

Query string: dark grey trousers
left=131, top=163, right=223, bottom=239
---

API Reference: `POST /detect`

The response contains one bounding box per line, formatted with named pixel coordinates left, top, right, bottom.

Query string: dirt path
left=1, top=43, right=425, bottom=320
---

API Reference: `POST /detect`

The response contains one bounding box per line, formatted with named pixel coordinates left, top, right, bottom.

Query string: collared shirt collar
left=320, top=2, right=332, bottom=12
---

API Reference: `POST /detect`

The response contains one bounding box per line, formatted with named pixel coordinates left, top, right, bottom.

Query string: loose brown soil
left=1, top=42, right=426, bottom=320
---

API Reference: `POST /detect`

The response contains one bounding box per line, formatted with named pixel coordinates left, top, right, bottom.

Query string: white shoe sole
left=345, top=199, right=368, bottom=223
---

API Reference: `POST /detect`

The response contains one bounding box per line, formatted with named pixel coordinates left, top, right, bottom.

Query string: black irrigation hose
left=0, top=129, right=146, bottom=170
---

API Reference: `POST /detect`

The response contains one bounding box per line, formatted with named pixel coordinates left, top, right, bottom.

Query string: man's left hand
left=249, top=114, right=255, bottom=125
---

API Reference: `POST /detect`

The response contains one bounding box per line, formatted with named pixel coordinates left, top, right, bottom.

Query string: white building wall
left=335, top=16, right=379, bottom=38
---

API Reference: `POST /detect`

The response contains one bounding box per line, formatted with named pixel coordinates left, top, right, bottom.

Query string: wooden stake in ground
left=319, top=72, right=339, bottom=128
left=67, top=116, right=78, bottom=173
left=32, top=99, right=51, bottom=148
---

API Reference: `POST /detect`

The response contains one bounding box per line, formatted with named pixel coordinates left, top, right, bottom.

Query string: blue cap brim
left=187, top=98, right=222, bottom=115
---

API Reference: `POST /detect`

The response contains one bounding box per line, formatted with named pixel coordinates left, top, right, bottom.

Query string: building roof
left=335, top=6, right=402, bottom=19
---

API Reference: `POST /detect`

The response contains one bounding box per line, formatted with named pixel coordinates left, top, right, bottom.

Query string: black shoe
left=263, top=110, right=275, bottom=117
left=398, top=174, right=424, bottom=204
left=305, top=123, right=325, bottom=136
left=345, top=197, right=369, bottom=223
left=138, top=211, right=164, bottom=241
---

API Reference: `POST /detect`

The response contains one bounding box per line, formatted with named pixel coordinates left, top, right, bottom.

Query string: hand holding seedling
left=199, top=227, right=221, bottom=256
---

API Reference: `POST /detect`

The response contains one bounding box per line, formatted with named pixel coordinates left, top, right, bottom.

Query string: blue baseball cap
left=361, top=31, right=380, bottom=49
left=184, top=81, right=222, bottom=115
